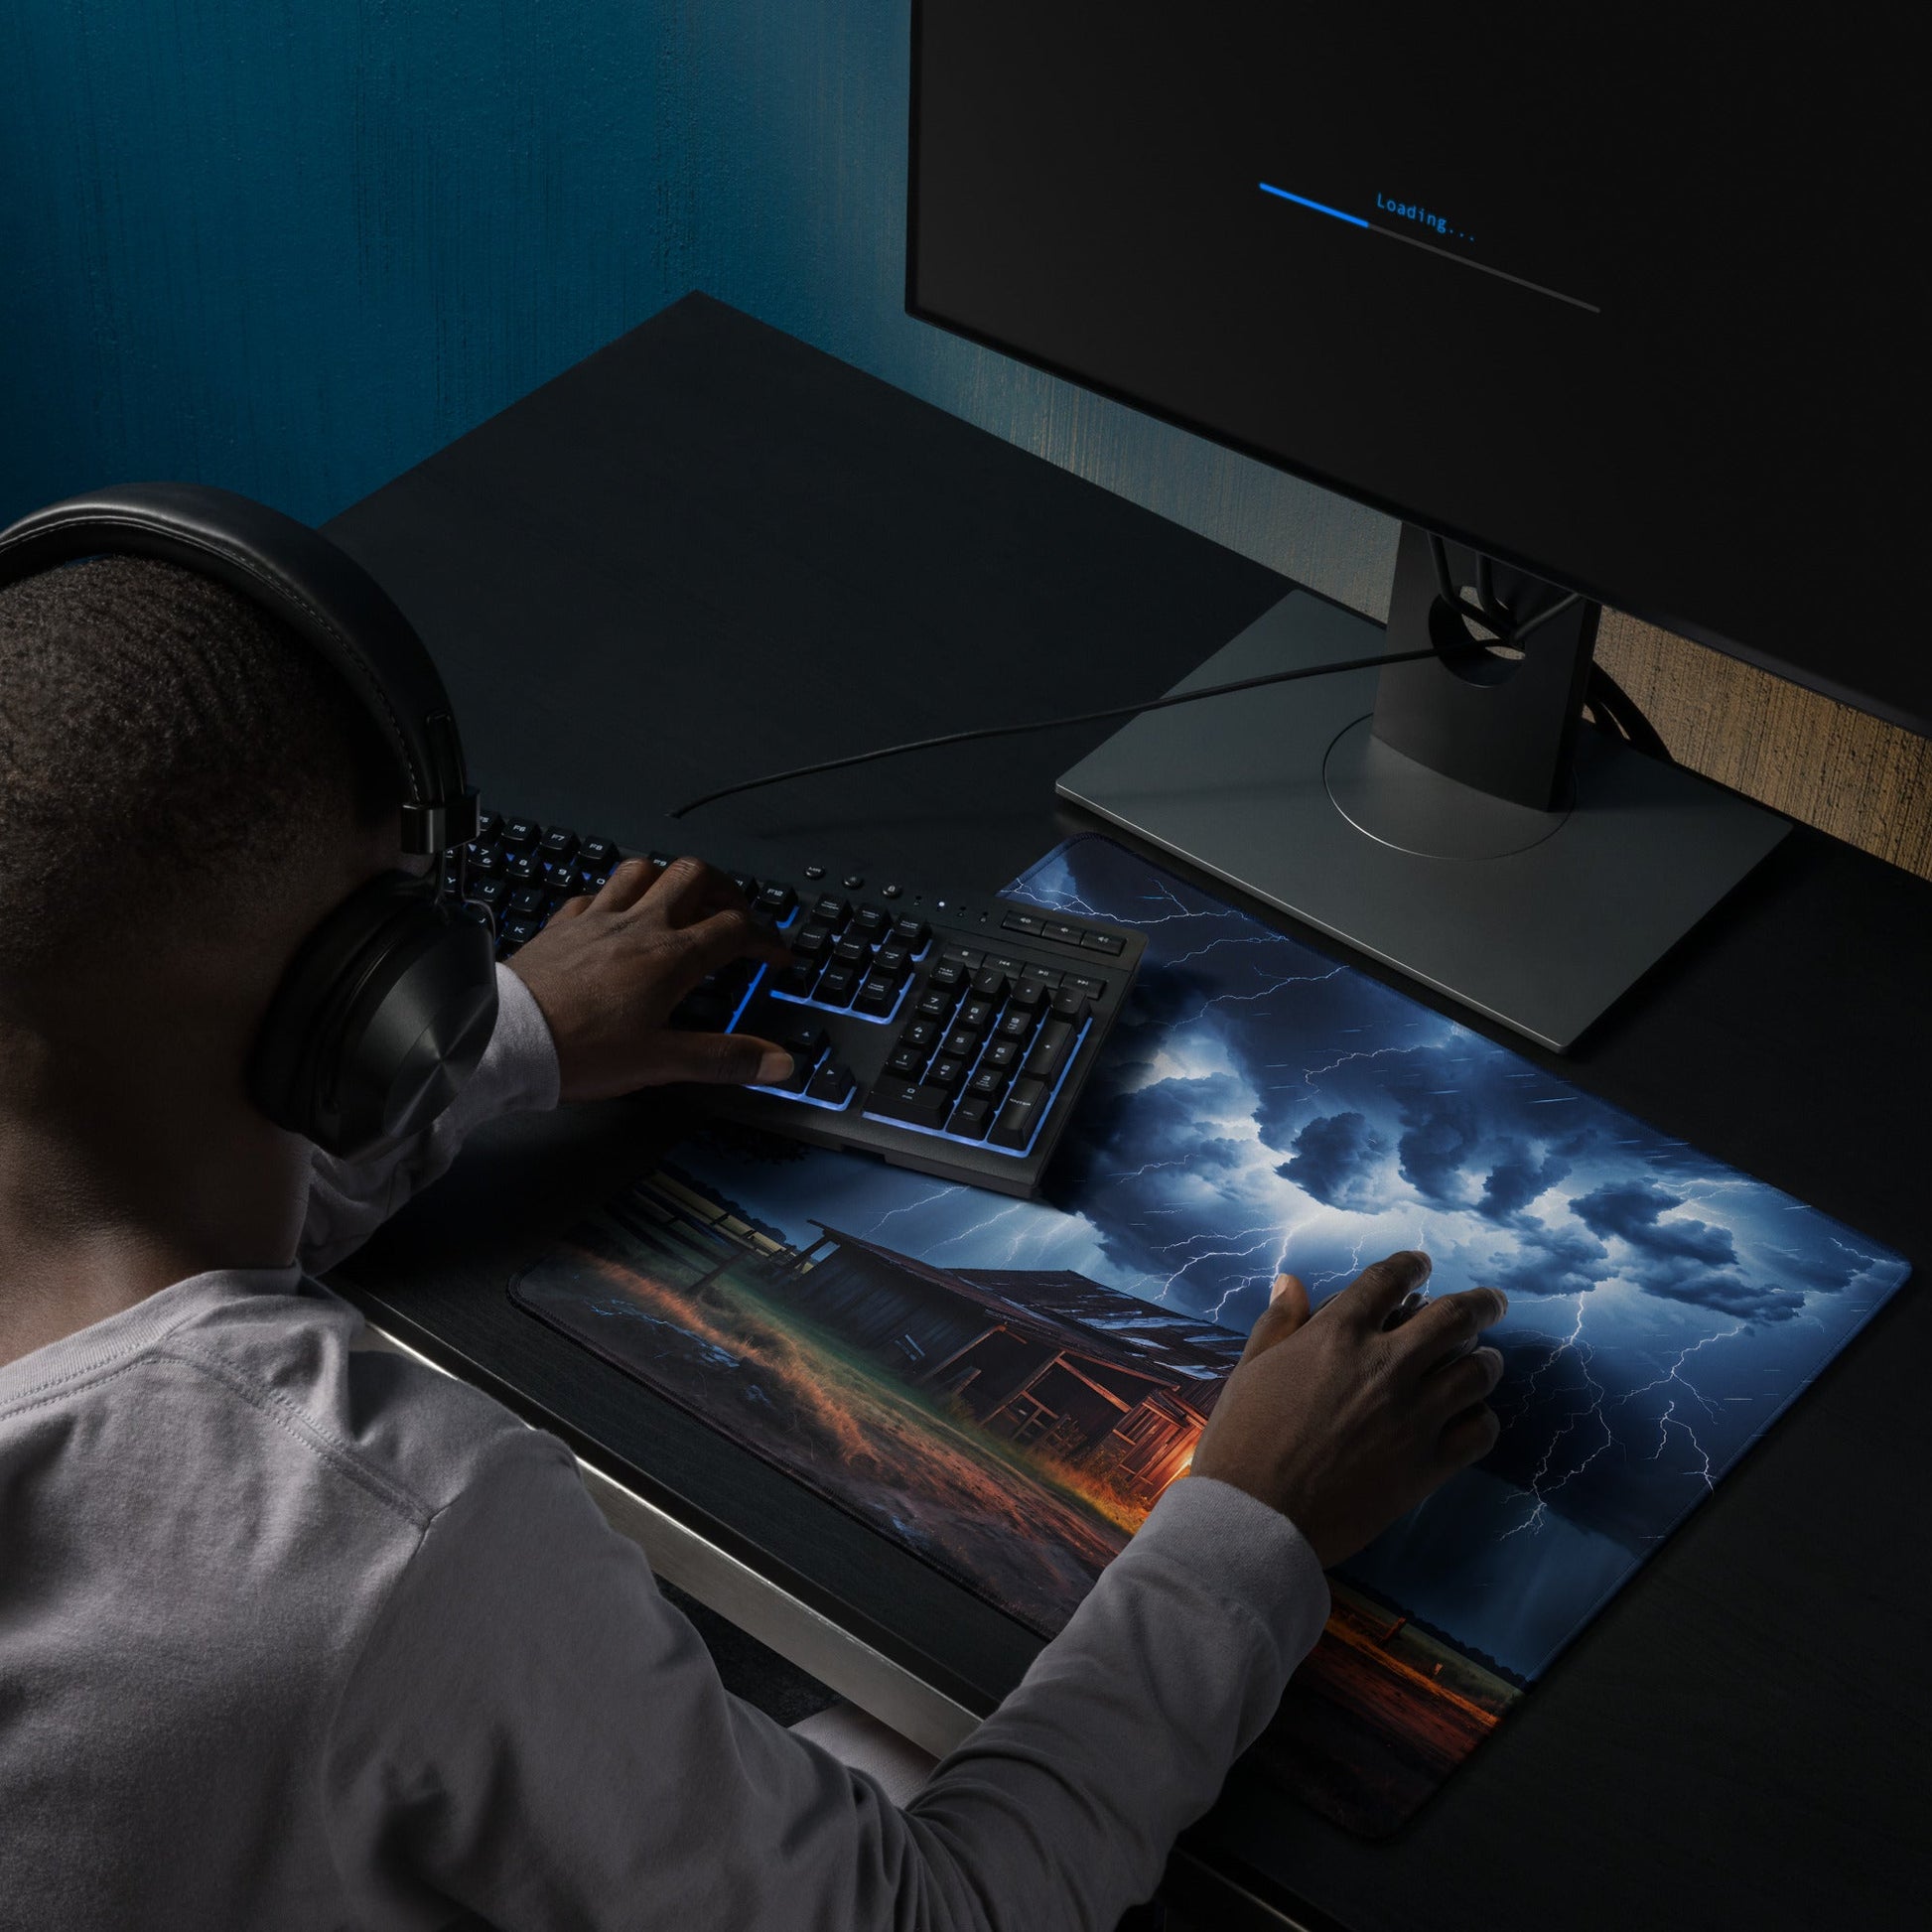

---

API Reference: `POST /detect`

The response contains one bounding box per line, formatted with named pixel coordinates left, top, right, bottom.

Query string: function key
left=842, top=874, right=865, bottom=891
left=579, top=836, right=619, bottom=869
left=1000, top=911, right=1043, bottom=936
left=1079, top=929, right=1126, bottom=955
left=812, top=894, right=852, bottom=928
left=756, top=883, right=798, bottom=919
left=474, top=810, right=504, bottom=845
left=500, top=819, right=541, bottom=852
left=892, top=917, right=931, bottom=952
left=539, top=827, right=580, bottom=865
left=1042, top=919, right=1084, bottom=947
left=728, top=871, right=759, bottom=901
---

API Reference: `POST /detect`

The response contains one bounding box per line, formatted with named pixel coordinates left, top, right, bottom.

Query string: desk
left=324, top=294, right=1930, bottom=1932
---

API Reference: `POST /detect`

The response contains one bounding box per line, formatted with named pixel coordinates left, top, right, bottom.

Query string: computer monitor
left=905, top=3, right=1924, bottom=1047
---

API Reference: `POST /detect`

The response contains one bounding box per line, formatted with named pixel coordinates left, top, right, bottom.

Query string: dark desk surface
left=325, top=293, right=1930, bottom=1932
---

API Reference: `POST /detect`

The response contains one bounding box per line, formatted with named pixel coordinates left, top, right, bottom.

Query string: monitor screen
left=908, top=4, right=1928, bottom=735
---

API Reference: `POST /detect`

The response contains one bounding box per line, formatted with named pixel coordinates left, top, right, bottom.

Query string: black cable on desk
left=669, top=640, right=1452, bottom=819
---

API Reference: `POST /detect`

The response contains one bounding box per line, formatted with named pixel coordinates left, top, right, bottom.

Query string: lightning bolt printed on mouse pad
left=510, top=833, right=1912, bottom=1835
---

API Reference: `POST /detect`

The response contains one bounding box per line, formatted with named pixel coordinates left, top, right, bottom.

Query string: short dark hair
left=0, top=555, right=398, bottom=986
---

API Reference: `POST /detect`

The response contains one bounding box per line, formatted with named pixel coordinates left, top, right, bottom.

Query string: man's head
left=0, top=554, right=400, bottom=1014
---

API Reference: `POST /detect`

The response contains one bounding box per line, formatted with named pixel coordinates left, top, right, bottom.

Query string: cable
left=668, top=639, right=1450, bottom=819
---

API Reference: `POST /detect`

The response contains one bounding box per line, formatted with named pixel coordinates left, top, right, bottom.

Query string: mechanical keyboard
left=449, top=810, right=1145, bottom=1197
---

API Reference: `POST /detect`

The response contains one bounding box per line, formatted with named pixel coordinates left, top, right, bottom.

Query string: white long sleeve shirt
left=0, top=966, right=1330, bottom=1931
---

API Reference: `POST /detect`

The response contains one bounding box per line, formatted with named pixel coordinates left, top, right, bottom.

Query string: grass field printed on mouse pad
left=510, top=833, right=1910, bottom=1835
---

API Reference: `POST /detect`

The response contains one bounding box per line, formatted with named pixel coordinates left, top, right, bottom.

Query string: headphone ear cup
left=250, top=873, right=498, bottom=1158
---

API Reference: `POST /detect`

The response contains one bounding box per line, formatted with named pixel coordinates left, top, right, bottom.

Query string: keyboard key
left=960, top=997, right=996, bottom=1033
left=757, top=883, right=798, bottom=919
left=941, top=1026, right=981, bottom=1060
left=967, top=1065, right=1009, bottom=1101
left=914, top=988, right=956, bottom=1024
left=812, top=894, right=852, bottom=928
left=474, top=810, right=503, bottom=844
left=853, top=904, right=891, bottom=937
left=842, top=874, right=864, bottom=891
left=1000, top=911, right=1043, bottom=936
left=1064, top=973, right=1108, bottom=1002
left=813, top=964, right=858, bottom=1009
left=988, top=1077, right=1048, bottom=1151
left=806, top=1060, right=856, bottom=1106
left=539, top=827, right=579, bottom=866
left=929, top=961, right=971, bottom=995
left=466, top=843, right=504, bottom=878
left=579, top=837, right=619, bottom=870
left=470, top=877, right=508, bottom=908
left=768, top=1051, right=815, bottom=1094
left=728, top=871, right=759, bottom=901
left=985, top=953, right=1030, bottom=979
left=995, top=1007, right=1038, bottom=1043
left=791, top=925, right=833, bottom=960
left=946, top=1093, right=997, bottom=1141
left=1042, top=920, right=1084, bottom=947
left=833, top=935, right=874, bottom=968
left=776, top=1021, right=830, bottom=1064
left=1050, top=986, right=1091, bottom=1021
left=1020, top=962, right=1062, bottom=987
left=1007, top=978, right=1048, bottom=1013
left=885, top=1044, right=927, bottom=1078
left=500, top=818, right=541, bottom=852
left=1080, top=930, right=1126, bottom=955
left=892, top=918, right=931, bottom=952
left=872, top=944, right=910, bottom=980
left=505, top=853, right=543, bottom=884
left=900, top=1019, right=939, bottom=1051
left=983, top=1038, right=1021, bottom=1072
left=508, top=885, right=546, bottom=917
left=854, top=975, right=897, bottom=1017
left=881, top=883, right=902, bottom=899
left=865, top=1081, right=953, bottom=1131
left=972, top=968, right=1011, bottom=1002
left=772, top=963, right=819, bottom=998
left=941, top=946, right=985, bottom=970
left=925, top=1056, right=965, bottom=1091
left=501, top=916, right=541, bottom=949
left=1023, top=1018, right=1076, bottom=1083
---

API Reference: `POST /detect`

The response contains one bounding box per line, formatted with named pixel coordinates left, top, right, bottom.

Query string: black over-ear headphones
left=0, top=482, right=498, bottom=1159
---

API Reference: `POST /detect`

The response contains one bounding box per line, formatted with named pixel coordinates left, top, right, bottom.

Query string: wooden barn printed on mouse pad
left=511, top=835, right=1912, bottom=1836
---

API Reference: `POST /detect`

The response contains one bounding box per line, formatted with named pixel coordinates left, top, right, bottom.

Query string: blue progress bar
left=1258, top=181, right=1366, bottom=229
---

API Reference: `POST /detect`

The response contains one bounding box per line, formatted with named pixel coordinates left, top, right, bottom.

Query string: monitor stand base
left=1055, top=589, right=1789, bottom=1050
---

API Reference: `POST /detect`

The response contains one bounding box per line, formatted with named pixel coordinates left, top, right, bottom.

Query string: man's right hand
left=1190, top=1251, right=1505, bottom=1567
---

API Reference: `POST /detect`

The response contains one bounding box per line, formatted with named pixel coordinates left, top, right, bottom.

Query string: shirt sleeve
left=299, top=965, right=560, bottom=1275
left=325, top=1428, right=1329, bottom=1932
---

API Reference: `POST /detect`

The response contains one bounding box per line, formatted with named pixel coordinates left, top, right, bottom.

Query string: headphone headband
left=0, top=483, right=478, bottom=853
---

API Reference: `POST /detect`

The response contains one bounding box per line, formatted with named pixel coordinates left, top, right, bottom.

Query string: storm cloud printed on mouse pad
left=511, top=833, right=1910, bottom=1835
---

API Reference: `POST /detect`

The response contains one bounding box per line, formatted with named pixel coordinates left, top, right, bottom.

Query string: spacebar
left=864, top=1081, right=954, bottom=1131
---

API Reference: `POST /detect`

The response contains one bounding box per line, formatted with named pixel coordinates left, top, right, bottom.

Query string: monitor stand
left=1056, top=525, right=1790, bottom=1050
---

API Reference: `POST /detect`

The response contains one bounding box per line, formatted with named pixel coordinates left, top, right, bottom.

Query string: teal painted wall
left=1, top=2, right=1392, bottom=614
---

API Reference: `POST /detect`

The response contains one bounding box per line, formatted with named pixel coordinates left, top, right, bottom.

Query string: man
left=0, top=556, right=1505, bottom=1929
